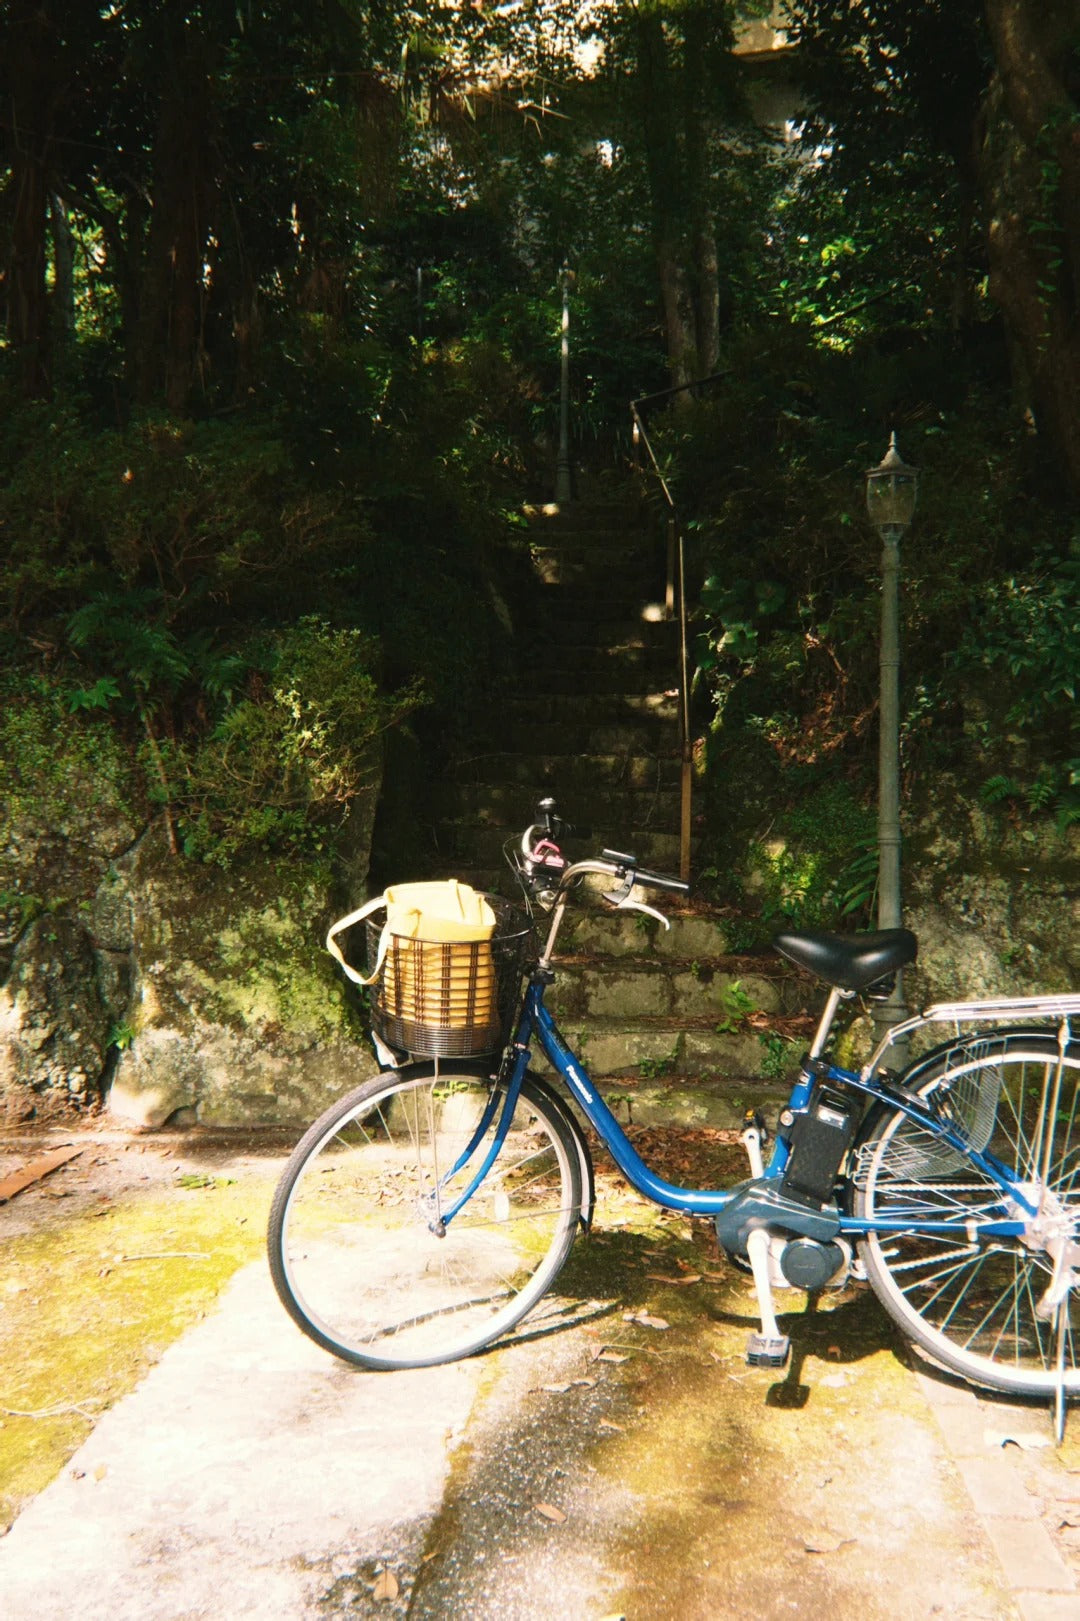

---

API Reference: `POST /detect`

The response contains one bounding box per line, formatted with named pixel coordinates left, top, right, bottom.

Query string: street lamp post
left=555, top=262, right=573, bottom=505
left=865, top=432, right=919, bottom=1047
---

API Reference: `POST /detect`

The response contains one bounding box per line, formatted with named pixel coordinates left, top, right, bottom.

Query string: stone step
left=527, top=551, right=660, bottom=589
left=523, top=676, right=674, bottom=702
left=443, top=821, right=683, bottom=871
left=450, top=752, right=682, bottom=793
left=546, top=955, right=796, bottom=1025
left=500, top=722, right=678, bottom=755
left=524, top=617, right=678, bottom=650
left=525, top=538, right=651, bottom=570
left=517, top=638, right=675, bottom=674
left=525, top=664, right=673, bottom=698
left=530, top=1016, right=799, bottom=1082
left=561, top=908, right=732, bottom=958
left=522, top=587, right=664, bottom=622
left=448, top=784, right=682, bottom=834
left=522, top=502, right=651, bottom=529
left=561, top=1073, right=794, bottom=1132
left=502, top=691, right=679, bottom=725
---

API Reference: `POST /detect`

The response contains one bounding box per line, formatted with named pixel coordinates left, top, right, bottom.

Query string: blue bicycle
left=268, top=801, right=1080, bottom=1429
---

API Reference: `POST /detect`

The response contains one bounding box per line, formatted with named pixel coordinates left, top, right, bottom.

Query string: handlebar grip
left=637, top=868, right=691, bottom=896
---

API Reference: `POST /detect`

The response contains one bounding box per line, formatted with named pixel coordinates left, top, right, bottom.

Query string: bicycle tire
left=267, top=1064, right=583, bottom=1369
left=853, top=1030, right=1080, bottom=1396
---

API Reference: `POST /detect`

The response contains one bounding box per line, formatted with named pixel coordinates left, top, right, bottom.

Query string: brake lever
left=601, top=877, right=671, bottom=931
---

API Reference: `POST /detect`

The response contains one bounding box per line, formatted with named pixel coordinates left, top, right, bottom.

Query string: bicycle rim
left=268, top=1067, right=582, bottom=1370
left=855, top=1036, right=1080, bottom=1396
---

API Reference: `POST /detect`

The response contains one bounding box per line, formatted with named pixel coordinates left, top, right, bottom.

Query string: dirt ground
left=3, top=1120, right=1080, bottom=1619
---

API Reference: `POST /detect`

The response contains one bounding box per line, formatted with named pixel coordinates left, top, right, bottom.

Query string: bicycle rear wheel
left=268, top=1065, right=582, bottom=1369
left=854, top=1031, right=1080, bottom=1396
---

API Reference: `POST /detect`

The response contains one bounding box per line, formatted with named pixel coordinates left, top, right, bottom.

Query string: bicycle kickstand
left=745, top=1226, right=791, bottom=1369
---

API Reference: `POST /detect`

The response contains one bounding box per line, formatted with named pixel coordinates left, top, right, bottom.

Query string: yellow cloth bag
left=326, top=879, right=497, bottom=1033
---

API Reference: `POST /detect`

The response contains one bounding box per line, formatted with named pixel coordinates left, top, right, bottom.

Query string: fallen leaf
left=594, top=1349, right=630, bottom=1364
left=0, top=1145, right=83, bottom=1203
left=540, top=1382, right=573, bottom=1394
left=535, top=1502, right=567, bottom=1523
left=985, top=1429, right=1052, bottom=1451
left=826, top=1345, right=842, bottom=1361
left=598, top=1419, right=625, bottom=1433
left=646, top=1273, right=702, bottom=1286
left=625, top=1312, right=669, bottom=1331
left=372, top=1569, right=399, bottom=1601
left=803, top=1531, right=854, bottom=1554
left=93, top=1465, right=108, bottom=1483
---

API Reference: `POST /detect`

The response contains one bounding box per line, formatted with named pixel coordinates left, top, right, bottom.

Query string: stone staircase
left=434, top=490, right=812, bottom=1126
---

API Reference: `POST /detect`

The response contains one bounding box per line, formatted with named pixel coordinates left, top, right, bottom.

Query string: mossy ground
left=0, top=1144, right=280, bottom=1531
left=407, top=1143, right=1039, bottom=1619
left=3, top=1125, right=1080, bottom=1616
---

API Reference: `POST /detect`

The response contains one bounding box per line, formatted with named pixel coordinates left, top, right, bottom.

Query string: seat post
left=808, top=987, right=847, bottom=1060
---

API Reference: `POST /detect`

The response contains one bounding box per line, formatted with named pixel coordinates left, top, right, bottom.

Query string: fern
left=979, top=774, right=1020, bottom=806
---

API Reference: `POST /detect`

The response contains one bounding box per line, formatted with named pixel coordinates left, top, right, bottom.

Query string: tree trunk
left=682, top=5, right=719, bottom=381
left=50, top=193, right=75, bottom=341
left=134, top=29, right=219, bottom=411
left=3, top=2, right=58, bottom=397
left=656, top=241, right=697, bottom=390
left=981, top=0, right=1080, bottom=492
left=634, top=4, right=721, bottom=393
left=8, top=148, right=49, bottom=394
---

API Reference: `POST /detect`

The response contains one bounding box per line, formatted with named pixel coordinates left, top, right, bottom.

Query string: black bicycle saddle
left=772, top=928, right=918, bottom=993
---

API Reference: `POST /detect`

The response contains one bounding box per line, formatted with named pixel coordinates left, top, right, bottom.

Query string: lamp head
left=865, top=432, right=918, bottom=533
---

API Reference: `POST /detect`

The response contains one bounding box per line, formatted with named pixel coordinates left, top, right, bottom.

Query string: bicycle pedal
left=746, top=1333, right=791, bottom=1368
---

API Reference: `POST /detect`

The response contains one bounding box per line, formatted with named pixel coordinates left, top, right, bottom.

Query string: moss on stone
left=0, top=1174, right=273, bottom=1530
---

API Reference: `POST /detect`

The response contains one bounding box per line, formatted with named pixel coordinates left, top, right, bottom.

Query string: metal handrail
left=629, top=402, right=687, bottom=879
left=629, top=373, right=729, bottom=884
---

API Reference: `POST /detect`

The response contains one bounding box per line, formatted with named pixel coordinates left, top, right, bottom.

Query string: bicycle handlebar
left=518, top=807, right=691, bottom=905
left=600, top=850, right=690, bottom=897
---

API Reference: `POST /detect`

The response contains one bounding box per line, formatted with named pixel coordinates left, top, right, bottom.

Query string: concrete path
left=0, top=1260, right=484, bottom=1620
left=4, top=1206, right=1080, bottom=1619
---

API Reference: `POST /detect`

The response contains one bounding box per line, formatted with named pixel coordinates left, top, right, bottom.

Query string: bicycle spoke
left=268, top=1070, right=581, bottom=1369
left=857, top=1039, right=1080, bottom=1395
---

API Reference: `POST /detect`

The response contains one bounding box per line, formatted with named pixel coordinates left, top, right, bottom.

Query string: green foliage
left=743, top=783, right=877, bottom=929
left=638, top=1046, right=680, bottom=1082
left=830, top=839, right=879, bottom=923
left=0, top=377, right=512, bottom=867
left=960, top=548, right=1080, bottom=725
left=758, top=1030, right=800, bottom=1082
left=958, top=547, right=1080, bottom=827
left=0, top=671, right=135, bottom=835
left=176, top=619, right=423, bottom=865
left=714, top=979, right=759, bottom=1034
left=107, top=1021, right=136, bottom=1053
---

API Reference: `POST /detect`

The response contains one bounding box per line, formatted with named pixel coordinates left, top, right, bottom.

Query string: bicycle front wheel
left=854, top=1031, right=1080, bottom=1396
left=268, top=1065, right=583, bottom=1369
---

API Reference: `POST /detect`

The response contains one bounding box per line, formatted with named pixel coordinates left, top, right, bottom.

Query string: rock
left=106, top=830, right=380, bottom=1128
left=0, top=916, right=111, bottom=1109
left=905, top=779, right=1080, bottom=1007
left=1, top=683, right=383, bottom=1121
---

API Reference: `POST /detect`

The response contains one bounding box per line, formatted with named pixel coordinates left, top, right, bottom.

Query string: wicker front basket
left=363, top=895, right=532, bottom=1059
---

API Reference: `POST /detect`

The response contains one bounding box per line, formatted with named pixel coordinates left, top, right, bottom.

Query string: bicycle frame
left=440, top=975, right=1041, bottom=1244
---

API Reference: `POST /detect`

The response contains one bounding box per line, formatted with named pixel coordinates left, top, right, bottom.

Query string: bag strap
left=326, top=895, right=388, bottom=987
